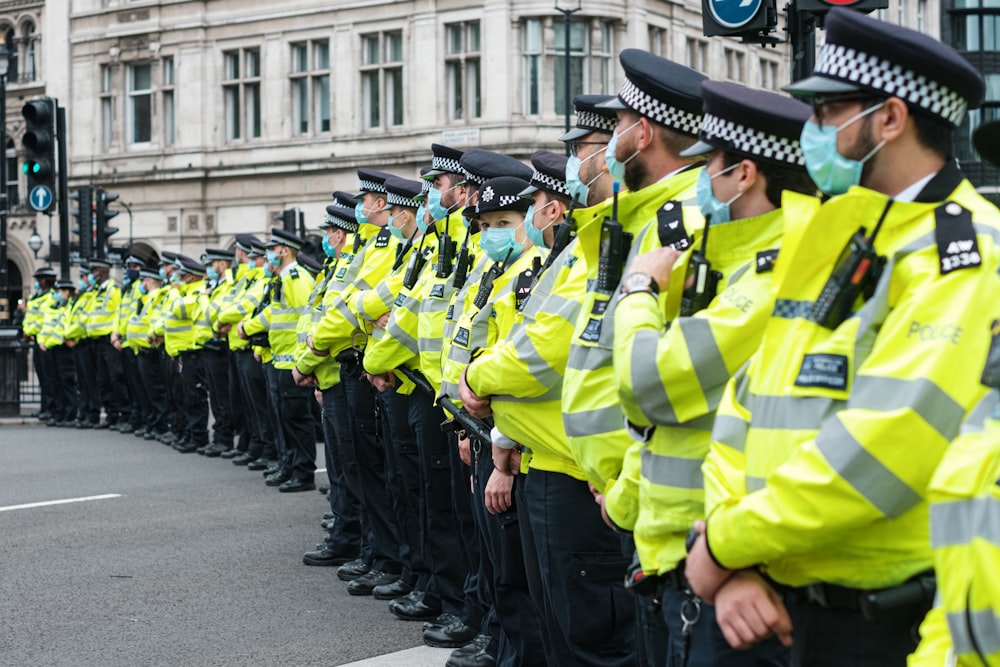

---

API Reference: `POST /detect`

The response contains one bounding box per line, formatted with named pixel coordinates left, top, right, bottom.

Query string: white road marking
left=315, top=468, right=326, bottom=474
left=337, top=646, right=452, bottom=666
left=0, top=494, right=122, bottom=513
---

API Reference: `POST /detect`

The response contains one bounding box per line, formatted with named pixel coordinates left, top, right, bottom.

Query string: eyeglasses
left=569, top=140, right=608, bottom=158
left=811, top=94, right=884, bottom=125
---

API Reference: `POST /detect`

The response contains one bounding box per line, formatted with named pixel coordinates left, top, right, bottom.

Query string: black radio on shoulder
left=680, top=220, right=721, bottom=317
left=454, top=241, right=473, bottom=290
left=809, top=227, right=886, bottom=329
left=403, top=248, right=428, bottom=290
left=597, top=183, right=632, bottom=293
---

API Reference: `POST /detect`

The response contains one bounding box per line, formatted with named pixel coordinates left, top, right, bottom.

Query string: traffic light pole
left=788, top=0, right=817, bottom=84
left=56, top=105, right=70, bottom=281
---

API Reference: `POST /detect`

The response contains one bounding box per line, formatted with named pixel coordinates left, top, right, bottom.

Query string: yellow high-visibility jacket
left=439, top=247, right=544, bottom=403
left=64, top=289, right=94, bottom=342
left=607, top=207, right=787, bottom=576
left=464, top=237, right=587, bottom=478
left=84, top=280, right=122, bottom=338
left=702, top=175, right=1000, bottom=590
left=125, top=287, right=165, bottom=352
left=242, top=262, right=314, bottom=370
left=22, top=290, right=54, bottom=338
left=116, top=281, right=142, bottom=347
left=217, top=265, right=266, bottom=352
left=152, top=280, right=207, bottom=356
left=562, top=167, right=704, bottom=495
left=207, top=264, right=244, bottom=347
left=37, top=296, right=71, bottom=349
left=910, top=391, right=1000, bottom=667
left=296, top=227, right=397, bottom=375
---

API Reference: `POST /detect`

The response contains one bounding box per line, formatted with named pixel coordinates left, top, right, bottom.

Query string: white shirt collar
left=892, top=172, right=937, bottom=203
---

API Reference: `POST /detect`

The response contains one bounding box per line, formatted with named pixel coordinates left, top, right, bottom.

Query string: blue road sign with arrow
left=709, top=0, right=763, bottom=29
left=29, top=184, right=53, bottom=212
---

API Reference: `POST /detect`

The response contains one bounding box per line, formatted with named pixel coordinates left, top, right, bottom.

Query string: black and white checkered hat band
left=701, top=112, right=804, bottom=166
left=325, top=214, right=358, bottom=231
left=815, top=43, right=968, bottom=126
left=477, top=194, right=523, bottom=213
left=421, top=179, right=432, bottom=195
left=619, top=77, right=702, bottom=136
left=531, top=170, right=570, bottom=198
left=464, top=170, right=485, bottom=188
left=576, top=109, right=617, bottom=134
left=432, top=156, right=463, bottom=174
left=387, top=191, right=421, bottom=209
left=359, top=178, right=385, bottom=194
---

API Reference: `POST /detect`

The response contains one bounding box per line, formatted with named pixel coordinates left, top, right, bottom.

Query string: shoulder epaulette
left=935, top=201, right=981, bottom=275
left=756, top=249, right=779, bottom=273
left=656, top=201, right=692, bottom=251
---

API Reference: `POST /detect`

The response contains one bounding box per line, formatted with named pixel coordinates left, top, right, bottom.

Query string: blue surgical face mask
left=427, top=185, right=460, bottom=221
left=355, top=202, right=369, bottom=225
left=416, top=205, right=429, bottom=233
left=245, top=259, right=257, bottom=271
left=695, top=163, right=742, bottom=225
left=566, top=147, right=607, bottom=207
left=322, top=234, right=337, bottom=258
left=87, top=274, right=97, bottom=288
left=159, top=267, right=168, bottom=280
left=124, top=268, right=140, bottom=284
left=33, top=281, right=40, bottom=292
left=605, top=120, right=642, bottom=183
left=266, top=250, right=280, bottom=267
left=388, top=213, right=406, bottom=240
left=171, top=272, right=181, bottom=284
left=54, top=292, right=67, bottom=305
left=264, top=262, right=274, bottom=277
left=525, top=201, right=556, bottom=248
left=137, top=282, right=148, bottom=296
left=206, top=266, right=220, bottom=281
left=78, top=278, right=89, bottom=291
left=480, top=223, right=525, bottom=263
left=800, top=102, right=886, bottom=196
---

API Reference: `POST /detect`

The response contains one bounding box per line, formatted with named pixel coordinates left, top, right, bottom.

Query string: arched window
left=3, top=27, right=17, bottom=83
left=6, top=138, right=18, bottom=207
left=22, top=22, right=35, bottom=82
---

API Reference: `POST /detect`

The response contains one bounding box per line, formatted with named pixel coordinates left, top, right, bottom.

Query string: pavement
left=0, top=422, right=453, bottom=667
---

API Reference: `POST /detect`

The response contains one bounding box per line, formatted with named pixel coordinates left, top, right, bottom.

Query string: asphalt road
left=0, top=424, right=450, bottom=667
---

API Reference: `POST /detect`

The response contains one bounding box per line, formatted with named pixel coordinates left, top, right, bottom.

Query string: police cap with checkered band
left=355, top=168, right=393, bottom=198
left=681, top=81, right=812, bottom=168
left=784, top=8, right=984, bottom=127
left=476, top=177, right=532, bottom=216
left=423, top=144, right=466, bottom=179
left=518, top=151, right=572, bottom=200
left=560, top=94, right=619, bottom=142
left=598, top=49, right=706, bottom=137
left=265, top=227, right=304, bottom=251
left=380, top=176, right=424, bottom=211
left=321, top=197, right=360, bottom=234
left=459, top=149, right=533, bottom=189
left=235, top=234, right=262, bottom=254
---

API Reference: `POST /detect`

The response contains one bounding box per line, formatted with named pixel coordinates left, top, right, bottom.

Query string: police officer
left=562, top=94, right=618, bottom=209
left=128, top=268, right=170, bottom=440
left=37, top=278, right=79, bottom=426
left=85, top=258, right=130, bottom=430
left=113, top=254, right=147, bottom=434
left=22, top=267, right=58, bottom=422
left=66, top=264, right=96, bottom=427
left=152, top=251, right=185, bottom=445
left=607, top=81, right=816, bottom=666
left=685, top=10, right=1000, bottom=665
left=240, top=228, right=316, bottom=491
left=200, top=248, right=236, bottom=457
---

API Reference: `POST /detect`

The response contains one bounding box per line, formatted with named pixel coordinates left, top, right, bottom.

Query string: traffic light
left=279, top=209, right=296, bottom=233
left=795, top=0, right=887, bottom=13
left=21, top=97, right=56, bottom=211
left=71, top=186, right=94, bottom=260
left=95, top=188, right=120, bottom=259
left=702, top=0, right=778, bottom=39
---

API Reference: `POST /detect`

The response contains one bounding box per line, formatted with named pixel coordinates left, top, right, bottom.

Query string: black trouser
left=120, top=349, right=148, bottom=429
left=263, top=362, right=287, bottom=469
left=453, top=438, right=487, bottom=631
left=234, top=350, right=273, bottom=460
left=162, top=351, right=184, bottom=439
left=94, top=337, right=128, bottom=425
left=410, top=389, right=468, bottom=615
left=471, top=440, right=546, bottom=667
left=277, top=368, right=316, bottom=482
left=50, top=345, right=79, bottom=422
left=229, top=351, right=249, bottom=453
left=321, top=382, right=363, bottom=555
left=342, top=367, right=401, bottom=575
left=76, top=340, right=102, bottom=424
left=178, top=350, right=209, bottom=446
left=377, top=386, right=425, bottom=589
left=203, top=346, right=234, bottom=447
left=524, top=470, right=635, bottom=667
left=781, top=585, right=931, bottom=667
left=34, top=343, right=56, bottom=416
left=137, top=348, right=169, bottom=435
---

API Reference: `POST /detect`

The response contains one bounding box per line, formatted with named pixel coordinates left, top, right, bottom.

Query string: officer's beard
left=623, top=154, right=647, bottom=193
left=848, top=115, right=881, bottom=188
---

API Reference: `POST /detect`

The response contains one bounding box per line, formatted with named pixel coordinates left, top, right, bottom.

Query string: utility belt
left=178, top=348, right=203, bottom=358
left=336, top=347, right=365, bottom=379
left=770, top=570, right=935, bottom=623
left=201, top=338, right=229, bottom=353
left=626, top=558, right=690, bottom=598
left=89, top=334, right=112, bottom=343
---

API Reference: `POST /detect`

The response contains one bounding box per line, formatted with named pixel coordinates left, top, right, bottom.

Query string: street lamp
left=28, top=228, right=42, bottom=258
left=555, top=0, right=582, bottom=157
left=0, top=42, right=9, bottom=324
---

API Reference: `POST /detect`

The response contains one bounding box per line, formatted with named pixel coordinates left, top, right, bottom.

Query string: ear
left=876, top=97, right=909, bottom=143
left=637, top=118, right=655, bottom=151
left=737, top=159, right=759, bottom=193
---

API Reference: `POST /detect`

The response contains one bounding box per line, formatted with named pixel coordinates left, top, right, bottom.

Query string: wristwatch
left=620, top=271, right=659, bottom=297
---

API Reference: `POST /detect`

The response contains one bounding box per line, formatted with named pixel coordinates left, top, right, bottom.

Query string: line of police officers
left=20, top=9, right=1000, bottom=666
